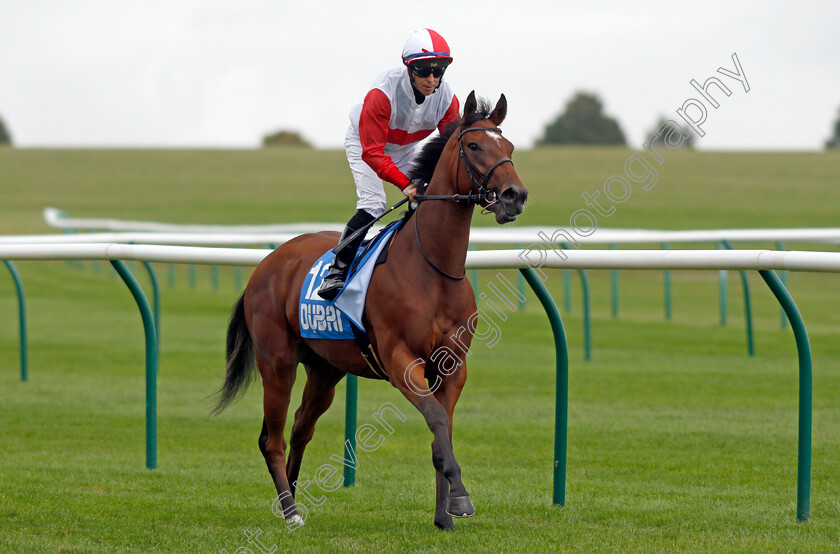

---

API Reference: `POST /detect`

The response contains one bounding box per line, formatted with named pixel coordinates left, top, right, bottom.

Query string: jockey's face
left=408, top=61, right=447, bottom=96
left=410, top=71, right=442, bottom=96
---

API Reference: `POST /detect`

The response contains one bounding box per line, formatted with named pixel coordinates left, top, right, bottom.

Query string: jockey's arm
left=437, top=94, right=460, bottom=133
left=357, top=89, right=412, bottom=190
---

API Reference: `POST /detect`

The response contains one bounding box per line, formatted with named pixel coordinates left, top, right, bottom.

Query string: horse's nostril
left=501, top=188, right=518, bottom=202
left=501, top=187, right=527, bottom=207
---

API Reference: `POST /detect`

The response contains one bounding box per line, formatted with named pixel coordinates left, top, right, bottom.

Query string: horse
left=213, top=91, right=528, bottom=531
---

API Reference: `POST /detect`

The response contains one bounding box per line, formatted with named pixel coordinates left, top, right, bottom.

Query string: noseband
left=413, top=126, right=515, bottom=280
left=455, top=127, right=514, bottom=206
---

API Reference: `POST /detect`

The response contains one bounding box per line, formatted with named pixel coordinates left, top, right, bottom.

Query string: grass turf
left=1, top=146, right=839, bottom=552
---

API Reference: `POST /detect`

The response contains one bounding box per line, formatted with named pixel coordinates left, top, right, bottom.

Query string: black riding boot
left=318, top=209, right=376, bottom=300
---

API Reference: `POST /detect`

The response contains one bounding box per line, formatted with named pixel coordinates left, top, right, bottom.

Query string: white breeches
left=345, top=126, right=420, bottom=218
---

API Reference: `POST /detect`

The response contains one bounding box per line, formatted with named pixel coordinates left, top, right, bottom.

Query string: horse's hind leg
left=255, top=352, right=302, bottom=526
left=286, top=357, right=346, bottom=494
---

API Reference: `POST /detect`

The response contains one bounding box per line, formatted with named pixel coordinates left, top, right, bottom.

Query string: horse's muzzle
left=495, top=185, right=528, bottom=223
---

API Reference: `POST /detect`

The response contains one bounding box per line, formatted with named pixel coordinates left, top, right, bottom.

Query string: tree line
left=537, top=91, right=692, bottom=148
left=0, top=114, right=11, bottom=147
left=2, top=99, right=839, bottom=149
left=256, top=96, right=839, bottom=150
left=537, top=92, right=840, bottom=150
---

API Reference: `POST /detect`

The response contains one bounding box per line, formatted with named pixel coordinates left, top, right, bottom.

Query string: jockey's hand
left=402, top=182, right=418, bottom=202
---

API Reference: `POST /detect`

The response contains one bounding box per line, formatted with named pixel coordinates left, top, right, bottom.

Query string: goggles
left=410, top=61, right=448, bottom=79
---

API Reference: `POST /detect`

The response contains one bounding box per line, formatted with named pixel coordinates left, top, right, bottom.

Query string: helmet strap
left=408, top=68, right=427, bottom=105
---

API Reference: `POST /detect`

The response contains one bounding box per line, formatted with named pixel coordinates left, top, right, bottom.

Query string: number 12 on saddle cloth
left=298, top=220, right=404, bottom=340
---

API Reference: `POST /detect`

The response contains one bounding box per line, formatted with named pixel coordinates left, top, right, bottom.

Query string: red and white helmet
left=401, top=28, right=453, bottom=66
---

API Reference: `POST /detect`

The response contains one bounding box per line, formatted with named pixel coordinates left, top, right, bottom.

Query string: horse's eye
left=468, top=143, right=479, bottom=151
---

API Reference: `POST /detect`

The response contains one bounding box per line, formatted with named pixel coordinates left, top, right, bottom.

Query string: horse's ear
left=489, top=94, right=507, bottom=126
left=461, top=90, right=478, bottom=123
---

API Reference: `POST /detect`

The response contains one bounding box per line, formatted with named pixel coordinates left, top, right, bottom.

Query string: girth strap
left=351, top=324, right=389, bottom=380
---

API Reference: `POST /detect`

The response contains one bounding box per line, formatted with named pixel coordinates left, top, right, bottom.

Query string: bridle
left=414, top=125, right=514, bottom=280
left=414, top=126, right=513, bottom=206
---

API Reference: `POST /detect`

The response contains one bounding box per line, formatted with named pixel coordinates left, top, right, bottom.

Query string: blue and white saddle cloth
left=299, top=220, right=403, bottom=340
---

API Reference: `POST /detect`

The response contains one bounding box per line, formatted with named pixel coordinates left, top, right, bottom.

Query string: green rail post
left=343, top=374, right=358, bottom=487
left=610, top=244, right=619, bottom=319
left=3, top=261, right=28, bottom=382
left=758, top=270, right=811, bottom=522
left=738, top=268, right=755, bottom=355
left=662, top=243, right=672, bottom=320
left=562, top=270, right=571, bottom=313
left=519, top=268, right=569, bottom=506
left=578, top=269, right=591, bottom=361
left=560, top=243, right=590, bottom=359
left=776, top=242, right=788, bottom=330
left=110, top=260, right=158, bottom=470
left=722, top=240, right=754, bottom=356
left=516, top=244, right=527, bottom=308
left=140, top=262, right=160, bottom=350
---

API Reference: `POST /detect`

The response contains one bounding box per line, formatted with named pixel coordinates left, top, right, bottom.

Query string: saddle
left=298, top=219, right=406, bottom=378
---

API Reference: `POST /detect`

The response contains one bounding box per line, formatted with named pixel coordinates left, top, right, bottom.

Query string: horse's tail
left=211, top=292, right=256, bottom=416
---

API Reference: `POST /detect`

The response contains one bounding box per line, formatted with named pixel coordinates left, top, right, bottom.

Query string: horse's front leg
left=432, top=363, right=468, bottom=530
left=390, top=349, right=474, bottom=529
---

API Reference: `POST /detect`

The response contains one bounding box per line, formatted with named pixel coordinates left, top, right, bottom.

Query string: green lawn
left=1, top=146, right=839, bottom=552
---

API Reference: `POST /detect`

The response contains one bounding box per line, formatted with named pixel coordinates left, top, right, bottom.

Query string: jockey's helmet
left=401, top=29, right=453, bottom=68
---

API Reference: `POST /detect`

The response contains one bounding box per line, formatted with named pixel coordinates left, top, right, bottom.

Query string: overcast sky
left=1, top=0, right=838, bottom=150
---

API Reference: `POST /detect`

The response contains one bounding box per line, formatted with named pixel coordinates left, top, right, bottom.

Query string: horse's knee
left=260, top=433, right=287, bottom=462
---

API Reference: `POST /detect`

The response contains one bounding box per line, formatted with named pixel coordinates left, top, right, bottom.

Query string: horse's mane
left=406, top=97, right=494, bottom=185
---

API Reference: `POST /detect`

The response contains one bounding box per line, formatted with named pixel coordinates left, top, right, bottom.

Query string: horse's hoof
left=285, top=514, right=305, bottom=529
left=446, top=495, right=475, bottom=518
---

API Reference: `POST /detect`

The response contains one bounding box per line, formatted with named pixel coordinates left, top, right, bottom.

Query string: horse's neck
left=412, top=179, right=474, bottom=278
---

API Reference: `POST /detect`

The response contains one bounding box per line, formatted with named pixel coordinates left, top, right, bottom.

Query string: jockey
left=318, top=28, right=460, bottom=300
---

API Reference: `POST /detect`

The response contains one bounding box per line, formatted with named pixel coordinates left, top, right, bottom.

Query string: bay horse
left=214, top=91, right=528, bottom=531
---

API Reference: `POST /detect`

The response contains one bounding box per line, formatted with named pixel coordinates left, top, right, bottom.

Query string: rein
left=413, top=208, right=465, bottom=280
left=413, top=125, right=514, bottom=280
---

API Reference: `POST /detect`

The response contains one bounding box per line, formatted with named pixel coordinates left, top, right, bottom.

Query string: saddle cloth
left=298, top=220, right=403, bottom=339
